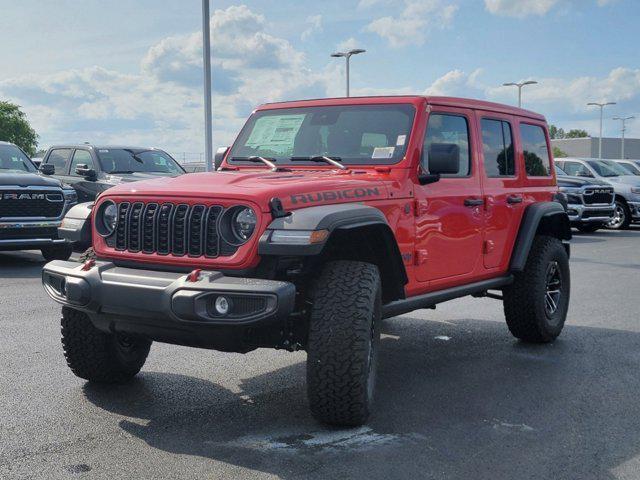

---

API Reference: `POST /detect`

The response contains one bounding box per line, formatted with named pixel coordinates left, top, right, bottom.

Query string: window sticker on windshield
left=396, top=135, right=406, bottom=146
left=245, top=115, right=306, bottom=155
left=372, top=147, right=395, bottom=159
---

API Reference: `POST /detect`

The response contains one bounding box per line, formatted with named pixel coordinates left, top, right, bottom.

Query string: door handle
left=464, top=198, right=484, bottom=207
left=506, top=195, right=523, bottom=204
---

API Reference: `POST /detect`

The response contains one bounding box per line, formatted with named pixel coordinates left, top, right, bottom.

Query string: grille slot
left=0, top=190, right=65, bottom=219
left=109, top=201, right=236, bottom=258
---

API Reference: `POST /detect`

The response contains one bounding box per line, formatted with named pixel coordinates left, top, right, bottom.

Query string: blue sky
left=0, top=0, right=638, bottom=156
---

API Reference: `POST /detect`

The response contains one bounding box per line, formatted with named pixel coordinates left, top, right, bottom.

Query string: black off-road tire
left=78, top=247, right=97, bottom=263
left=61, top=307, right=151, bottom=383
left=503, top=235, right=570, bottom=343
left=306, top=260, right=382, bottom=427
left=41, top=243, right=73, bottom=261
left=576, top=223, right=602, bottom=233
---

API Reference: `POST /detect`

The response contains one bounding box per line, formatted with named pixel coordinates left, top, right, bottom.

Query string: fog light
left=214, top=296, right=231, bottom=315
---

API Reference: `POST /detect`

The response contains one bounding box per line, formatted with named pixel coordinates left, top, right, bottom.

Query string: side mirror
left=214, top=146, right=230, bottom=170
left=75, top=164, right=97, bottom=180
left=428, top=143, right=460, bottom=175
left=39, top=164, right=55, bottom=175
left=576, top=171, right=593, bottom=178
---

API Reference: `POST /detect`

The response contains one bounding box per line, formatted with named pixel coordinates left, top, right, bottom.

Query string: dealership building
left=551, top=137, right=640, bottom=159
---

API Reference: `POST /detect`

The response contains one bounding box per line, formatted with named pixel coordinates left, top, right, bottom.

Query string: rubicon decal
left=290, top=187, right=381, bottom=205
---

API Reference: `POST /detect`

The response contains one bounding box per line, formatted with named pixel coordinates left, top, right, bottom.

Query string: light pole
left=202, top=0, right=213, bottom=172
left=331, top=49, right=366, bottom=97
left=503, top=80, right=538, bottom=108
left=612, top=115, right=634, bottom=159
left=587, top=102, right=616, bottom=161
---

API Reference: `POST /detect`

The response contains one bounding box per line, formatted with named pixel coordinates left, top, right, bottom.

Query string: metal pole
left=345, top=55, right=350, bottom=97
left=202, top=0, right=213, bottom=172
left=621, top=120, right=625, bottom=160
left=517, top=85, right=522, bottom=108
left=598, top=106, right=603, bottom=161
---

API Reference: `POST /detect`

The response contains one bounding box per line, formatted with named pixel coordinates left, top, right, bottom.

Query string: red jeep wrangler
left=42, top=96, right=571, bottom=426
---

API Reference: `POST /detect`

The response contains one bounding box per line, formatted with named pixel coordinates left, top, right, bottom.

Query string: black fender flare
left=57, top=202, right=94, bottom=245
left=258, top=203, right=408, bottom=300
left=510, top=201, right=571, bottom=272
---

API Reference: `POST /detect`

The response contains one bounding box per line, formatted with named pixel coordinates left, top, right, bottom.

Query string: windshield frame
left=95, top=148, right=185, bottom=175
left=227, top=103, right=417, bottom=167
left=0, top=144, right=37, bottom=173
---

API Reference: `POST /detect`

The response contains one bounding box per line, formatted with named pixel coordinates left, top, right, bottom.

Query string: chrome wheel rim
left=545, top=261, right=562, bottom=318
left=607, top=204, right=625, bottom=229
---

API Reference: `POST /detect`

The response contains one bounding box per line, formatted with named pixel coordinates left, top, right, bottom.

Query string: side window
left=423, top=113, right=471, bottom=177
left=481, top=119, right=515, bottom=177
left=70, top=150, right=95, bottom=175
left=563, top=162, right=592, bottom=177
left=45, top=149, right=72, bottom=174
left=520, top=124, right=551, bottom=176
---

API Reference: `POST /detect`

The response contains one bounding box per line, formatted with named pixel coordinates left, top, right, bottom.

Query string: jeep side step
left=382, top=276, right=513, bottom=319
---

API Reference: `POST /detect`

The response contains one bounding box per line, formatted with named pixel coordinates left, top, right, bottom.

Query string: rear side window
left=423, top=113, right=471, bottom=177
left=520, top=124, right=551, bottom=176
left=46, top=148, right=72, bottom=174
left=481, top=119, right=514, bottom=177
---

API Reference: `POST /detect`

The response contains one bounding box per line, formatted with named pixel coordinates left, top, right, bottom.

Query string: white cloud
left=484, top=0, right=618, bottom=18
left=336, top=37, right=362, bottom=52
left=423, top=69, right=485, bottom=97
left=301, top=14, right=323, bottom=40
left=363, top=0, right=458, bottom=47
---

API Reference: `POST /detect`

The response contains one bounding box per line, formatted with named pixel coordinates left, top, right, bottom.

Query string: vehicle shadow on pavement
left=0, top=251, right=47, bottom=279
left=83, top=318, right=640, bottom=480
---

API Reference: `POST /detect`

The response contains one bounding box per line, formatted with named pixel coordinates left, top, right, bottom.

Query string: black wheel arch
left=510, top=201, right=571, bottom=272
left=258, top=203, right=408, bottom=303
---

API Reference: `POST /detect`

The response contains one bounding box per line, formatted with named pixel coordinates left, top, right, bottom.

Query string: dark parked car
left=555, top=166, right=615, bottom=233
left=39, top=145, right=185, bottom=203
left=0, top=141, right=76, bottom=260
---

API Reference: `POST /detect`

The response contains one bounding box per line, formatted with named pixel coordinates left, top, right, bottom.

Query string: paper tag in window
left=396, top=135, right=406, bottom=146
left=372, top=147, right=395, bottom=159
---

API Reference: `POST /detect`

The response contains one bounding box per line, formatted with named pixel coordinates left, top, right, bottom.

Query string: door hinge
left=414, top=249, right=429, bottom=265
left=484, top=240, right=495, bottom=254
left=414, top=199, right=429, bottom=217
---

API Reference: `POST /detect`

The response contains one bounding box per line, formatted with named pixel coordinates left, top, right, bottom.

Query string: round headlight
left=231, top=207, right=257, bottom=243
left=97, top=201, right=117, bottom=237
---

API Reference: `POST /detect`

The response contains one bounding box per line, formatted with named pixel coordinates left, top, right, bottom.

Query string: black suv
left=0, top=141, right=77, bottom=260
left=39, top=145, right=185, bottom=202
left=556, top=166, right=615, bottom=233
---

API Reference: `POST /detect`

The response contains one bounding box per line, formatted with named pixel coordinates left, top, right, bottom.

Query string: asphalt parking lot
left=1, top=229, right=640, bottom=480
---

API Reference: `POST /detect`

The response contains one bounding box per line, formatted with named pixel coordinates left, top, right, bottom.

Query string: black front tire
left=503, top=235, right=570, bottom=343
left=41, top=243, right=73, bottom=261
left=606, top=200, right=631, bottom=230
left=61, top=307, right=151, bottom=383
left=306, top=260, right=382, bottom=427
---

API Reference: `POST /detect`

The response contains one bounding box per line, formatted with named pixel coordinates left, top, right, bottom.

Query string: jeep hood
left=103, top=169, right=391, bottom=211
left=0, top=171, right=63, bottom=188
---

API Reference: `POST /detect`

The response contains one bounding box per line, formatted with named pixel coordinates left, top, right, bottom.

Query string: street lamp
left=587, top=102, right=616, bottom=161
left=202, top=0, right=213, bottom=172
left=612, top=115, right=635, bottom=160
left=331, top=49, right=366, bottom=97
left=503, top=80, right=538, bottom=108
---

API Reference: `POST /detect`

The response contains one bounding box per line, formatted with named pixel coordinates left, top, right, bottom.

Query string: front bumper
left=42, top=260, right=296, bottom=352
left=0, top=220, right=67, bottom=250
left=566, top=204, right=615, bottom=224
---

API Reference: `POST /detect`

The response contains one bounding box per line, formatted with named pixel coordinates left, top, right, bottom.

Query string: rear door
left=413, top=107, right=484, bottom=285
left=477, top=114, right=524, bottom=270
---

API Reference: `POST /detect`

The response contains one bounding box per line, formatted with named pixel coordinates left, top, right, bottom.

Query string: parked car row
left=555, top=157, right=640, bottom=231
left=0, top=142, right=184, bottom=260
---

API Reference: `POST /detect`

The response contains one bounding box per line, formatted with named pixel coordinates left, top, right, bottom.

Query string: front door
left=414, top=108, right=484, bottom=285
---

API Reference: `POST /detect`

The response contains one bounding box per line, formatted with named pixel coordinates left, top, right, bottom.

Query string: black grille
left=0, top=190, right=65, bottom=218
left=583, top=189, right=614, bottom=205
left=0, top=227, right=58, bottom=240
left=114, top=202, right=228, bottom=258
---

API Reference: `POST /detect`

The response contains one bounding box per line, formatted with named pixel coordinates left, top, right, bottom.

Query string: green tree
left=549, top=124, right=565, bottom=139
left=565, top=129, right=589, bottom=138
left=0, top=101, right=38, bottom=156
left=553, top=146, right=567, bottom=158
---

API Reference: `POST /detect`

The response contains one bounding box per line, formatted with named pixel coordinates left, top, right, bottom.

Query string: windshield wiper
left=109, top=170, right=135, bottom=174
left=289, top=156, right=347, bottom=170
left=123, top=148, right=150, bottom=164
left=230, top=156, right=281, bottom=172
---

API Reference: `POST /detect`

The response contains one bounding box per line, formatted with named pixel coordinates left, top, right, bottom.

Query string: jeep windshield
left=587, top=160, right=628, bottom=177
left=96, top=148, right=184, bottom=174
left=0, top=144, right=37, bottom=173
left=228, top=104, right=415, bottom=167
